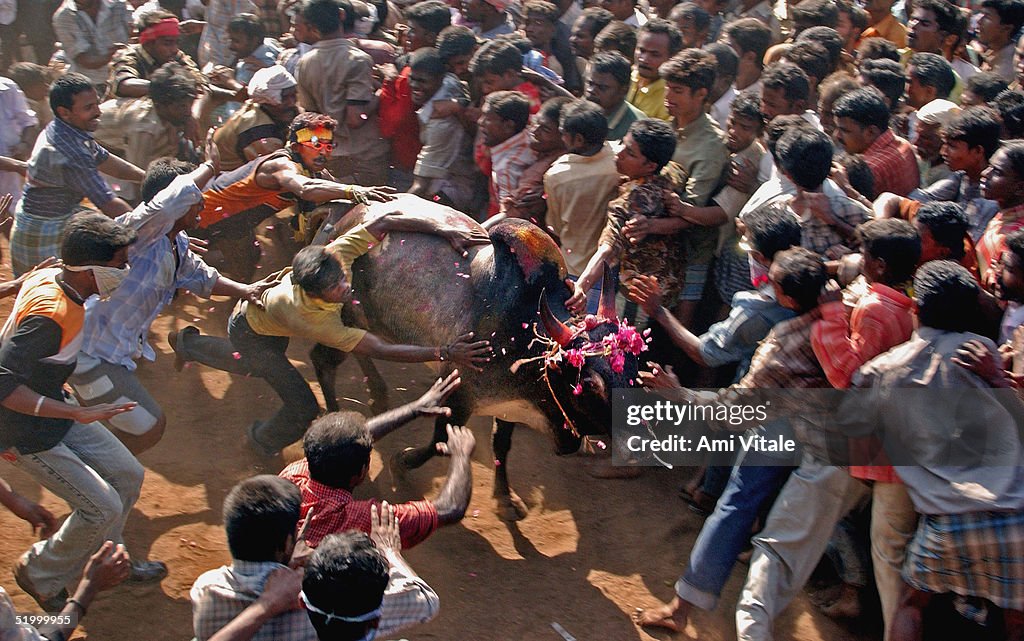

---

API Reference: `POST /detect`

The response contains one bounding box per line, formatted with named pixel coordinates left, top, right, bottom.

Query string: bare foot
left=632, top=597, right=689, bottom=632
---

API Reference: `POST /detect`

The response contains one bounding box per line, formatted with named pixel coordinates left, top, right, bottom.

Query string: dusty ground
left=0, top=220, right=880, bottom=641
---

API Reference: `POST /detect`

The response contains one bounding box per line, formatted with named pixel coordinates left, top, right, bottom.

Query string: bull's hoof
left=494, top=490, right=528, bottom=522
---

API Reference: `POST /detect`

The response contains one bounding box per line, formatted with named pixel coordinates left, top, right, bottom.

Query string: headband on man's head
left=294, top=126, right=334, bottom=144
left=140, top=18, right=180, bottom=44
left=300, top=591, right=382, bottom=624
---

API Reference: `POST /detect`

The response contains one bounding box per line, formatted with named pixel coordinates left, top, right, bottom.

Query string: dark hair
left=659, top=48, right=717, bottom=94
left=303, top=411, right=372, bottom=487
left=776, top=127, right=834, bottom=189
left=796, top=26, right=842, bottom=73
left=538, top=95, right=573, bottom=123
left=61, top=213, right=137, bottom=266
left=772, top=246, right=828, bottom=312
left=524, top=0, right=560, bottom=23
left=838, top=152, right=876, bottom=199
left=589, top=50, right=632, bottom=87
left=437, top=25, right=477, bottom=63
left=836, top=0, right=869, bottom=32
left=856, top=36, right=900, bottom=62
left=292, top=245, right=344, bottom=297
left=302, top=0, right=342, bottom=34
left=149, top=62, right=198, bottom=106
left=223, top=475, right=301, bottom=562
left=288, top=111, right=337, bottom=141
left=981, top=0, right=1024, bottom=32
left=916, top=0, right=961, bottom=35
left=640, top=17, right=685, bottom=54
left=469, top=39, right=522, bottom=77
left=915, top=201, right=969, bottom=259
left=704, top=42, right=738, bottom=80
left=484, top=90, right=531, bottom=131
left=745, top=201, right=802, bottom=261
left=409, top=46, right=446, bottom=76
left=302, top=532, right=389, bottom=638
left=913, top=260, right=980, bottom=331
left=141, top=157, right=193, bottom=202
left=782, top=40, right=830, bottom=84
left=730, top=89, right=764, bottom=125
left=578, top=6, right=614, bottom=36
left=594, top=21, right=637, bottom=60
left=819, top=71, right=860, bottom=109
left=1006, top=228, right=1024, bottom=262
left=943, top=106, right=1002, bottom=159
left=8, top=62, right=49, bottom=91
left=791, top=0, right=838, bottom=29
left=628, top=118, right=677, bottom=170
left=723, top=17, right=771, bottom=63
left=833, top=87, right=890, bottom=130
left=761, top=62, right=810, bottom=104
left=765, top=114, right=813, bottom=157
left=965, top=72, right=1010, bottom=104
left=1001, top=140, right=1024, bottom=180
left=49, top=72, right=95, bottom=114
left=228, top=12, right=265, bottom=40
left=559, top=99, right=607, bottom=146
left=908, top=52, right=956, bottom=99
left=668, top=3, right=710, bottom=37
left=857, top=218, right=921, bottom=282
left=405, top=0, right=451, bottom=34
left=994, top=88, right=1024, bottom=137
left=859, top=58, right=906, bottom=108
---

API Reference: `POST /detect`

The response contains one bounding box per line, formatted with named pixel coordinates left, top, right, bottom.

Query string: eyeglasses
left=301, top=139, right=335, bottom=152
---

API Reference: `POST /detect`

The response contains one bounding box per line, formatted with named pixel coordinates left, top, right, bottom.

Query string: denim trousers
left=12, top=421, right=144, bottom=597
left=181, top=311, right=320, bottom=451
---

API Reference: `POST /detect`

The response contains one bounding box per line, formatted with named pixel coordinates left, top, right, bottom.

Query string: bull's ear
left=597, top=263, right=616, bottom=320
left=539, top=289, right=574, bottom=347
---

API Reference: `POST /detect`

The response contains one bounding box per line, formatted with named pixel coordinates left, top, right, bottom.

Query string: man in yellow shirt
left=170, top=209, right=492, bottom=456
left=626, top=19, right=683, bottom=120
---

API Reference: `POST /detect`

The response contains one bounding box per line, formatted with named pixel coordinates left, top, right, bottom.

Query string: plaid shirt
left=80, top=175, right=218, bottom=370
left=280, top=459, right=440, bottom=549
left=863, top=129, right=920, bottom=197
left=52, top=0, right=132, bottom=86
left=21, top=117, right=114, bottom=220
left=977, top=204, right=1024, bottom=289
left=699, top=285, right=796, bottom=377
left=253, top=0, right=287, bottom=38
left=489, top=129, right=536, bottom=215
left=791, top=180, right=870, bottom=257
left=191, top=556, right=439, bottom=641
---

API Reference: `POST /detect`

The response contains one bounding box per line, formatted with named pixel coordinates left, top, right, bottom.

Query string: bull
left=312, top=195, right=644, bottom=520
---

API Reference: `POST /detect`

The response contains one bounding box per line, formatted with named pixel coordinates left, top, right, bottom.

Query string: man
left=570, top=7, right=614, bottom=60
left=911, top=98, right=960, bottom=187
left=0, top=213, right=165, bottom=612
left=860, top=0, right=907, bottom=48
left=171, top=200, right=492, bottom=456
left=280, top=375, right=475, bottom=548
left=0, top=73, right=38, bottom=208
left=833, top=87, right=920, bottom=196
left=478, top=91, right=537, bottom=216
left=94, top=63, right=198, bottom=201
left=627, top=19, right=683, bottom=121
left=51, top=0, right=133, bottom=90
left=724, top=0, right=780, bottom=44
left=407, top=48, right=476, bottom=212
left=461, top=0, right=515, bottom=39
left=977, top=0, right=1024, bottom=82
left=210, top=12, right=281, bottom=118
left=69, top=145, right=273, bottom=455
left=213, top=65, right=299, bottom=172
left=706, top=42, right=738, bottom=130
left=10, top=73, right=144, bottom=276
left=841, top=260, right=1024, bottom=641
left=199, top=0, right=259, bottom=68
left=501, top=96, right=570, bottom=225
left=295, top=0, right=385, bottom=187
left=402, top=0, right=451, bottom=52
left=585, top=51, right=647, bottom=141
left=669, top=3, right=711, bottom=49
left=106, top=10, right=204, bottom=99
left=191, top=475, right=439, bottom=641
left=723, top=17, right=771, bottom=94
left=905, top=52, right=956, bottom=109
left=195, top=112, right=391, bottom=279
left=907, top=0, right=975, bottom=86
left=601, top=0, right=648, bottom=26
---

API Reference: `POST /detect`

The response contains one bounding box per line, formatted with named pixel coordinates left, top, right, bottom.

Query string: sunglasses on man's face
left=301, top=139, right=335, bottom=152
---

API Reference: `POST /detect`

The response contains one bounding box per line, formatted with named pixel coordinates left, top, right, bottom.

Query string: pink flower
left=572, top=383, right=583, bottom=396
left=565, top=348, right=585, bottom=368
left=610, top=351, right=625, bottom=373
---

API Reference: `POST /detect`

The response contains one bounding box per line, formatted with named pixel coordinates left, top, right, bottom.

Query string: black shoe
left=247, top=421, right=280, bottom=457
left=168, top=326, right=199, bottom=372
left=128, top=559, right=168, bottom=583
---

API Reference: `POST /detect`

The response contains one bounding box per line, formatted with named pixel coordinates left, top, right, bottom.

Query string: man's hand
left=413, top=370, right=461, bottom=418
left=445, top=332, right=492, bottom=372
left=73, top=402, right=138, bottom=424
left=257, top=567, right=303, bottom=616
left=663, top=189, right=692, bottom=220
left=436, top=424, right=475, bottom=459
left=566, top=281, right=588, bottom=315
left=818, top=279, right=843, bottom=306
left=953, top=339, right=1010, bottom=386
left=439, top=224, right=490, bottom=258
left=81, top=541, right=131, bottom=595
left=791, top=190, right=836, bottom=226
left=188, top=236, right=210, bottom=256
left=623, top=214, right=650, bottom=244
left=727, top=155, right=758, bottom=193
left=208, top=65, right=238, bottom=89
left=0, top=192, right=12, bottom=224
left=203, top=127, right=221, bottom=173
left=7, top=494, right=57, bottom=538
left=243, top=272, right=284, bottom=311
left=627, top=274, right=663, bottom=317
left=639, top=364, right=685, bottom=399
left=351, top=185, right=397, bottom=204
left=370, top=501, right=401, bottom=552
left=288, top=509, right=315, bottom=569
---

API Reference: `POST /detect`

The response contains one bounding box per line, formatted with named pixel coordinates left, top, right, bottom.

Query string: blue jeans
left=676, top=447, right=794, bottom=610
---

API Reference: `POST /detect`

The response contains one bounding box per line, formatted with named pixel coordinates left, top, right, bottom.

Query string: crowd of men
left=0, top=0, right=1022, bottom=639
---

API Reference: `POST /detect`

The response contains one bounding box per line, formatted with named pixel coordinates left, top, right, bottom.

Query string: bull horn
left=539, top=290, right=574, bottom=347
left=597, top=263, right=616, bottom=320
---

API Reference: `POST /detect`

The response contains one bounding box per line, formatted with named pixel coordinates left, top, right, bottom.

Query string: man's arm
left=431, top=425, right=474, bottom=525
left=97, top=154, right=145, bottom=182
left=266, top=157, right=388, bottom=203
left=114, top=78, right=150, bottom=98
left=366, top=371, right=460, bottom=441
left=370, top=503, right=440, bottom=635
left=627, top=275, right=706, bottom=365
left=36, top=542, right=130, bottom=641
left=350, top=332, right=491, bottom=372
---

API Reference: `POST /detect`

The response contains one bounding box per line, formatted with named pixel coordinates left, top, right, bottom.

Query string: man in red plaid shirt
left=280, top=371, right=475, bottom=549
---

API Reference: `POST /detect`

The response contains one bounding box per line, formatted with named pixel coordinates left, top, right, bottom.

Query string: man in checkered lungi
left=842, top=260, right=1024, bottom=640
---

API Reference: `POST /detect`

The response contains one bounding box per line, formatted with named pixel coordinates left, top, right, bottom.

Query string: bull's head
left=537, top=268, right=646, bottom=444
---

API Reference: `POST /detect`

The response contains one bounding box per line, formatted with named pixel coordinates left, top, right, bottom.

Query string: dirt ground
left=0, top=219, right=880, bottom=641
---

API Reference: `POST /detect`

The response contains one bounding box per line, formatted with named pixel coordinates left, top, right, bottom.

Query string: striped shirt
left=21, top=117, right=114, bottom=220
left=977, top=204, right=1024, bottom=290
left=863, top=129, right=920, bottom=197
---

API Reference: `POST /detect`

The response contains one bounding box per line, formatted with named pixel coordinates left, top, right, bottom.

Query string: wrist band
left=33, top=396, right=44, bottom=416
left=66, top=597, right=86, bottom=616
